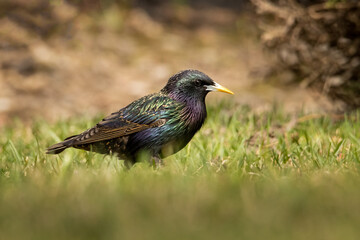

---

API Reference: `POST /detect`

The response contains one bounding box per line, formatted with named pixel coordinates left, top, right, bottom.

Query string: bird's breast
left=180, top=101, right=207, bottom=132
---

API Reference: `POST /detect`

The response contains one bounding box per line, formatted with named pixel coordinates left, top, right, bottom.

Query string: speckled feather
left=46, top=70, right=231, bottom=165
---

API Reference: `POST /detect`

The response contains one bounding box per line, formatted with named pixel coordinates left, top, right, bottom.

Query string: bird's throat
left=180, top=99, right=207, bottom=131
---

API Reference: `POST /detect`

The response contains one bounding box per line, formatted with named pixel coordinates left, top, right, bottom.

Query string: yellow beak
left=206, top=82, right=234, bottom=95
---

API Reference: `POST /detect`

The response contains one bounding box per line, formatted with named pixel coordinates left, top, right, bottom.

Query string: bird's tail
left=46, top=135, right=78, bottom=154
left=46, top=142, right=68, bottom=154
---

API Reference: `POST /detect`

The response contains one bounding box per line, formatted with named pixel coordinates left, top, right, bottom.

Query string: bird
left=46, top=69, right=234, bottom=167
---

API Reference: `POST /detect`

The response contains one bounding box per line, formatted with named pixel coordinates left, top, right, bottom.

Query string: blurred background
left=0, top=0, right=359, bottom=126
left=1, top=2, right=360, bottom=239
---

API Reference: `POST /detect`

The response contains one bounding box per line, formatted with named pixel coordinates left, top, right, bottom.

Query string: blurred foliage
left=326, top=0, right=348, bottom=6
left=252, top=0, right=360, bottom=110
left=65, top=0, right=249, bottom=11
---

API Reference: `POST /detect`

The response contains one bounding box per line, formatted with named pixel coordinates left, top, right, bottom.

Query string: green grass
left=1, top=101, right=360, bottom=240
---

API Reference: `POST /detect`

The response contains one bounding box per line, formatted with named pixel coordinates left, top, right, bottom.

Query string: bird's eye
left=195, top=80, right=202, bottom=87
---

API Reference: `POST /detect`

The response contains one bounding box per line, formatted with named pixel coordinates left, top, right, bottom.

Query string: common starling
left=46, top=70, right=233, bottom=166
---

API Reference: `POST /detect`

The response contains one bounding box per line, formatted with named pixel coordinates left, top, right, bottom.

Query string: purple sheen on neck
left=167, top=90, right=208, bottom=131
left=181, top=98, right=207, bottom=129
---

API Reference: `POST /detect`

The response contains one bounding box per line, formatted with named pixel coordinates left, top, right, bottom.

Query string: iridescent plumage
left=46, top=70, right=233, bottom=166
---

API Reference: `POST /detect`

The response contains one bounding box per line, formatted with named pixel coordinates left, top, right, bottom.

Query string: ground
left=0, top=3, right=334, bottom=126
left=1, top=103, right=360, bottom=240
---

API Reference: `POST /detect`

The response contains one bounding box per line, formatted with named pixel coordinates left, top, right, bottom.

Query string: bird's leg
left=121, top=155, right=135, bottom=170
left=150, top=154, right=164, bottom=168
left=123, top=160, right=134, bottom=169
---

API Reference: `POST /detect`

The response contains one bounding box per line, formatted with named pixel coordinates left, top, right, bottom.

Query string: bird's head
left=161, top=70, right=233, bottom=102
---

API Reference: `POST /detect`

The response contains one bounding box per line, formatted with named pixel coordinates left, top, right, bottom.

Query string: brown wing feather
left=70, top=119, right=166, bottom=145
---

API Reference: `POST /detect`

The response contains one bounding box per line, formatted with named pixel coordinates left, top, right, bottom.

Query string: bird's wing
left=67, top=94, right=182, bottom=145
